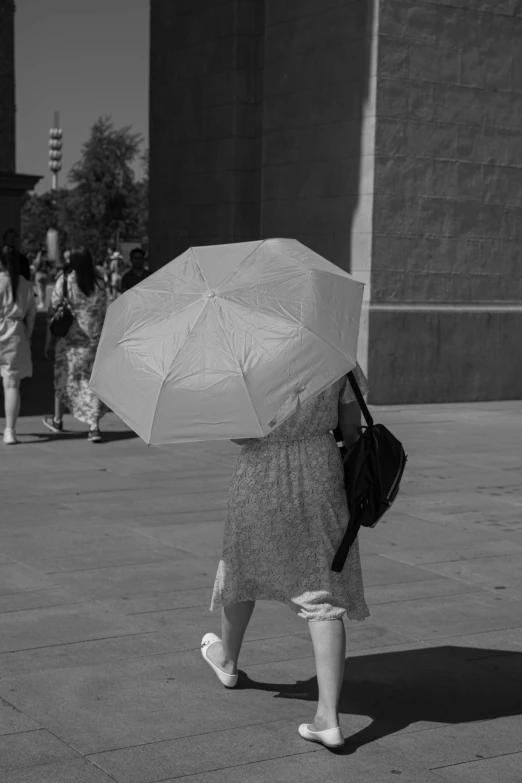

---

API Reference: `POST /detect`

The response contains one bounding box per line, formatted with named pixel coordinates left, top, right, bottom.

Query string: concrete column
left=369, top=0, right=522, bottom=402
left=0, top=0, right=16, bottom=172
left=149, top=0, right=264, bottom=266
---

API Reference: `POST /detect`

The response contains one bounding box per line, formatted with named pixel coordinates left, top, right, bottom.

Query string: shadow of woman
left=234, top=644, right=522, bottom=754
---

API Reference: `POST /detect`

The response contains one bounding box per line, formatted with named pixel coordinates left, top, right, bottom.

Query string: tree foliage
left=21, top=189, right=72, bottom=255
left=21, top=116, right=148, bottom=260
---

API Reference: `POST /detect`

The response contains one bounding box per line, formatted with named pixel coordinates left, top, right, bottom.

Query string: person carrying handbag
left=43, top=247, right=109, bottom=443
left=201, top=363, right=370, bottom=749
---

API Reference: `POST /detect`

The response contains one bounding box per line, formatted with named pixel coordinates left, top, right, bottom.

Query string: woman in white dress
left=0, top=246, right=36, bottom=444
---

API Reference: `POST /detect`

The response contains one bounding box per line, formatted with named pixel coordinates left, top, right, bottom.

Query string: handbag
left=49, top=271, right=74, bottom=338
left=331, top=371, right=408, bottom=572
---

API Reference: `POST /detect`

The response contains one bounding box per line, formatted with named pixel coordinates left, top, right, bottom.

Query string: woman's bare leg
left=54, top=394, right=64, bottom=423
left=3, top=378, right=20, bottom=430
left=308, top=618, right=346, bottom=730
left=206, top=600, right=255, bottom=674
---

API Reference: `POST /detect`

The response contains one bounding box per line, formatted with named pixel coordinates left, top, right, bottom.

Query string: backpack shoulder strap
left=347, top=370, right=374, bottom=428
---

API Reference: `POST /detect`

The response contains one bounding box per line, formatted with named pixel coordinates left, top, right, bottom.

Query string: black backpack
left=331, top=371, right=408, bottom=572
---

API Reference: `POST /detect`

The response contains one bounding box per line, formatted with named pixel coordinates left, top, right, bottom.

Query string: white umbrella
left=89, top=238, right=364, bottom=444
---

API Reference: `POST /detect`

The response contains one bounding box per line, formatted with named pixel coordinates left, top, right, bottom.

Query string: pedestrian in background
left=2, top=228, right=31, bottom=282
left=43, top=246, right=109, bottom=443
left=95, top=255, right=110, bottom=293
left=121, top=247, right=150, bottom=293
left=33, top=245, right=51, bottom=310
left=109, top=251, right=125, bottom=300
left=0, top=245, right=36, bottom=445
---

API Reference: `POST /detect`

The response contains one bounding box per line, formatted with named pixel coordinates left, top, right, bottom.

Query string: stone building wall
left=0, top=1, right=40, bottom=240
left=149, top=0, right=522, bottom=403
left=149, top=0, right=264, bottom=265
left=370, top=0, right=522, bottom=402
left=0, top=0, right=16, bottom=172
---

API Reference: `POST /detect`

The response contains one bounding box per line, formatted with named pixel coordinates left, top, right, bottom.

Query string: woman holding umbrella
left=202, top=364, right=370, bottom=749
left=88, top=237, right=370, bottom=748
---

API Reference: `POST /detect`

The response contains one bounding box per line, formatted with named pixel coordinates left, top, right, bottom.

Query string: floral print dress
left=50, top=272, right=109, bottom=426
left=211, top=363, right=371, bottom=622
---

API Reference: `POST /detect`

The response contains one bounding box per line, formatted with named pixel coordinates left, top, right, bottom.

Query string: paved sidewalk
left=1, top=403, right=522, bottom=782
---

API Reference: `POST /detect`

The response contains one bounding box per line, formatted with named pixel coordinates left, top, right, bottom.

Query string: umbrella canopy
left=89, top=238, right=364, bottom=444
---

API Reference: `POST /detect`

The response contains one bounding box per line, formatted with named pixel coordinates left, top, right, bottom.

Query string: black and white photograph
left=0, top=1, right=521, bottom=781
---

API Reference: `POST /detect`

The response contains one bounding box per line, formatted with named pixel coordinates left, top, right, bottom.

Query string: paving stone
left=360, top=555, right=436, bottom=586
left=358, top=516, right=494, bottom=557
left=369, top=592, right=522, bottom=640
left=0, top=564, right=56, bottom=595
left=3, top=758, right=119, bottom=783
left=433, top=752, right=522, bottom=782
left=334, top=644, right=521, bottom=743
left=380, top=539, right=522, bottom=567
left=0, top=729, right=81, bottom=772
left=0, top=651, right=314, bottom=755
left=82, top=508, right=228, bottom=526
left=59, top=493, right=227, bottom=519
left=496, top=584, right=522, bottom=602
left=376, top=716, right=522, bottom=770
left=0, top=697, right=40, bottom=736
left=418, top=554, right=522, bottom=590
left=143, top=734, right=446, bottom=783
left=0, top=501, right=88, bottom=530
left=88, top=719, right=315, bottom=783
left=136, top=521, right=225, bottom=558
left=0, top=629, right=194, bottom=679
left=124, top=594, right=301, bottom=632
left=0, top=587, right=92, bottom=615
left=50, top=556, right=216, bottom=599
left=423, top=628, right=522, bottom=658
left=1, top=404, right=522, bottom=780
left=0, top=616, right=410, bottom=681
left=365, top=577, right=480, bottom=605
left=99, top=586, right=212, bottom=615
left=471, top=651, right=522, bottom=684
left=0, top=521, right=184, bottom=574
left=0, top=601, right=156, bottom=654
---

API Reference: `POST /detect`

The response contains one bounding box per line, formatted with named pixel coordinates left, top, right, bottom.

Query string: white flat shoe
left=201, top=633, right=238, bottom=688
left=3, top=428, right=17, bottom=445
left=298, top=723, right=344, bottom=748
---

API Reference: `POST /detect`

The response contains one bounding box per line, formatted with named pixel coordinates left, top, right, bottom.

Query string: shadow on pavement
left=20, top=430, right=138, bottom=444
left=237, top=646, right=522, bottom=754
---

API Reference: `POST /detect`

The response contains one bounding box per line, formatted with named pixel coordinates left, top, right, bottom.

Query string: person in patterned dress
left=43, top=247, right=109, bottom=443
left=201, top=363, right=370, bottom=748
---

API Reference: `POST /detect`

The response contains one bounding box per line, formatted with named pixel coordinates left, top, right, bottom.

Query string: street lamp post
left=48, top=111, right=63, bottom=191
left=47, top=111, right=63, bottom=268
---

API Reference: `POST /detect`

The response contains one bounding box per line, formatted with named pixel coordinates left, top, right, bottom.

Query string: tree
left=66, top=115, right=144, bottom=260
left=21, top=189, right=72, bottom=257
left=21, top=116, right=148, bottom=262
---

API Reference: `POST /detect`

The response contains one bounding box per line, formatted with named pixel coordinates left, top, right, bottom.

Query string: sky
left=15, top=0, right=149, bottom=193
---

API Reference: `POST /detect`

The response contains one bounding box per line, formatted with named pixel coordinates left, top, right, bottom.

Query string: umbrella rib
left=220, top=270, right=307, bottom=296
left=147, top=375, right=167, bottom=445
left=210, top=301, right=264, bottom=437
left=193, top=240, right=265, bottom=292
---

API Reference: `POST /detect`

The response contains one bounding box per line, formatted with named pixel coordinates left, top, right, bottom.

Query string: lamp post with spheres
left=47, top=111, right=63, bottom=269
